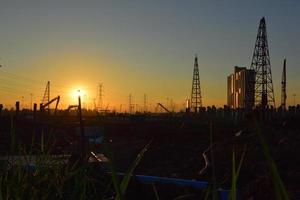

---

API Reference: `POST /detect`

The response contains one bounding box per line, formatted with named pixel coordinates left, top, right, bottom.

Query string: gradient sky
left=0, top=0, right=299, bottom=110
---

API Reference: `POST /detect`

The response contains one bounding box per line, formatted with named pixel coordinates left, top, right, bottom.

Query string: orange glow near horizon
left=69, top=87, right=88, bottom=104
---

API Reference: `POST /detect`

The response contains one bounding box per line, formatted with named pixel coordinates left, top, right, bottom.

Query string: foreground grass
left=0, top=115, right=291, bottom=199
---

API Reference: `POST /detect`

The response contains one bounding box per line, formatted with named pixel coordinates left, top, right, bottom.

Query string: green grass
left=252, top=116, right=290, bottom=200
left=0, top=113, right=152, bottom=200
left=103, top=137, right=152, bottom=200
left=229, top=145, right=247, bottom=200
left=209, top=121, right=219, bottom=200
left=0, top=115, right=291, bottom=199
left=152, top=183, right=160, bottom=200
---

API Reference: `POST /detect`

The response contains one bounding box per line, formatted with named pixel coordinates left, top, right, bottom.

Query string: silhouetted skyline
left=0, top=0, right=299, bottom=108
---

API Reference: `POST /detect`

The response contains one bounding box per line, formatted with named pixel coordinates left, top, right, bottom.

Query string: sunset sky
left=0, top=0, right=299, bottom=110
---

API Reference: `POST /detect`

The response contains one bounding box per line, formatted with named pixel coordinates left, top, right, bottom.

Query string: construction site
left=0, top=17, right=299, bottom=200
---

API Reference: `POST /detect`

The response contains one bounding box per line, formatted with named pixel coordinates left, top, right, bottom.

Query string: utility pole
left=30, top=93, right=33, bottom=110
left=83, top=94, right=87, bottom=109
left=21, top=96, right=24, bottom=109
left=143, top=94, right=147, bottom=113
left=170, top=98, right=174, bottom=112
left=293, top=94, right=296, bottom=107
left=250, top=17, right=275, bottom=109
left=93, top=98, right=96, bottom=111
left=78, top=90, right=85, bottom=159
left=166, top=97, right=170, bottom=111
left=281, top=59, right=287, bottom=109
left=129, top=94, right=133, bottom=114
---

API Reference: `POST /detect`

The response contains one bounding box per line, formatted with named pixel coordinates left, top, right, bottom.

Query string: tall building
left=227, top=66, right=255, bottom=109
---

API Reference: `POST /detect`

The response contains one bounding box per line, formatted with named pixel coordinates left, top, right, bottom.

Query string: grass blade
left=103, top=138, right=123, bottom=200
left=229, top=145, right=247, bottom=200
left=119, top=140, right=151, bottom=196
left=173, top=194, right=195, bottom=200
left=204, top=185, right=211, bottom=200
left=230, top=149, right=237, bottom=200
left=152, top=183, right=160, bottom=200
left=209, top=121, right=218, bottom=200
left=252, top=116, right=289, bottom=200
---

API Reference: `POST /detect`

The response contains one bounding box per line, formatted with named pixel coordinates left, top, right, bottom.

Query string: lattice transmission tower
left=250, top=17, right=275, bottom=109
left=281, top=59, right=287, bottom=109
left=191, top=55, right=202, bottom=113
left=143, top=94, right=147, bottom=112
left=42, top=81, right=50, bottom=110
left=97, top=83, right=103, bottom=111
left=128, top=94, right=133, bottom=114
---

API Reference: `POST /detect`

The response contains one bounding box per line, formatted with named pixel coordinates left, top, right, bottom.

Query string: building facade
left=227, top=66, right=255, bottom=109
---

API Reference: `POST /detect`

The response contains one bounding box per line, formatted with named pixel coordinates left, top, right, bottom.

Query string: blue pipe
left=116, top=173, right=241, bottom=199
left=117, top=173, right=208, bottom=189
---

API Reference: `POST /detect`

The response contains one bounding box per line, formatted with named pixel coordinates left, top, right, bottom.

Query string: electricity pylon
left=250, top=17, right=275, bottom=109
left=281, top=59, right=287, bottom=109
left=191, top=55, right=202, bottom=113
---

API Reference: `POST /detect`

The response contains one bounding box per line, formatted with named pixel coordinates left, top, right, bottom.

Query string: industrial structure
left=227, top=66, right=255, bottom=109
left=143, top=94, right=148, bottom=112
left=249, top=17, right=275, bottom=109
left=190, top=55, right=202, bottom=113
left=40, top=95, right=60, bottom=115
left=41, top=81, right=50, bottom=110
left=157, top=103, right=171, bottom=113
left=97, top=83, right=103, bottom=111
left=128, top=94, right=133, bottom=114
left=281, top=59, right=287, bottom=109
left=40, top=81, right=60, bottom=115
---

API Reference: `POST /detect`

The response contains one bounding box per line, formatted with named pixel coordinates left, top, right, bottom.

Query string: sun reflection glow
left=71, top=88, right=86, bottom=101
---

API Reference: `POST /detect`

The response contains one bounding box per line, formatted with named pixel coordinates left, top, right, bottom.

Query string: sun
left=71, top=88, right=86, bottom=102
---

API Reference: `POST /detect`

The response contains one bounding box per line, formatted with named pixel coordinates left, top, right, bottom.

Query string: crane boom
left=157, top=103, right=171, bottom=113
left=40, top=95, right=60, bottom=115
